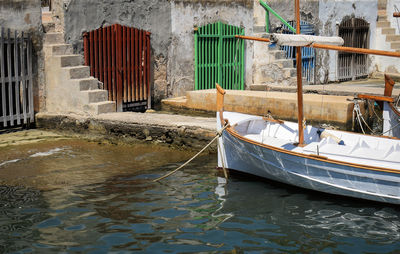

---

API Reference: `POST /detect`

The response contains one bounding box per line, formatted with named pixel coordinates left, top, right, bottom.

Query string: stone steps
left=44, top=32, right=64, bottom=44
left=43, top=19, right=115, bottom=115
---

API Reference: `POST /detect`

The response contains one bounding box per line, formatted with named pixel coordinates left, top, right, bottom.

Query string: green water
left=0, top=139, right=400, bottom=253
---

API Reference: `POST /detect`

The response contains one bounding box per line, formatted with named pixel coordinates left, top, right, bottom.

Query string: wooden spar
left=384, top=74, right=396, bottom=97
left=295, top=0, right=305, bottom=146
left=357, top=94, right=394, bottom=103
left=235, top=35, right=400, bottom=58
left=311, top=43, right=400, bottom=58
left=235, top=35, right=270, bottom=43
left=216, top=83, right=226, bottom=125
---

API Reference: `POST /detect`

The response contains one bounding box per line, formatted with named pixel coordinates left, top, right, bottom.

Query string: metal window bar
left=0, top=28, right=34, bottom=128
left=281, top=20, right=316, bottom=84
left=194, top=22, right=245, bottom=91
left=83, top=24, right=151, bottom=112
left=338, top=18, right=369, bottom=81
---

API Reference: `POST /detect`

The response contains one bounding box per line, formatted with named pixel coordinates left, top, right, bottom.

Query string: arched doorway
left=338, top=18, right=369, bottom=81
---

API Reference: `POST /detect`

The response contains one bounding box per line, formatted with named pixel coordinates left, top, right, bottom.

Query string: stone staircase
left=377, top=10, right=400, bottom=52
left=42, top=11, right=116, bottom=115
left=250, top=31, right=298, bottom=91
left=373, top=0, right=400, bottom=79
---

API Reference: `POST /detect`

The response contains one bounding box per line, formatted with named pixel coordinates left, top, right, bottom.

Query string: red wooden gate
left=83, top=24, right=151, bottom=112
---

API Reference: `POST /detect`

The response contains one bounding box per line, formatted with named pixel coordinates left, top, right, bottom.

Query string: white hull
left=383, top=102, right=400, bottom=139
left=218, top=112, right=400, bottom=204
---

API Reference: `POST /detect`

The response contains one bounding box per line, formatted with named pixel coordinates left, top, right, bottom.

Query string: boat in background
left=217, top=0, right=400, bottom=204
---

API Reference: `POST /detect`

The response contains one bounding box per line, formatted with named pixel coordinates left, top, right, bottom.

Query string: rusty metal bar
left=135, top=28, right=139, bottom=101
left=116, top=24, right=123, bottom=111
left=143, top=31, right=147, bottom=100
left=83, top=33, right=89, bottom=66
left=147, top=32, right=151, bottom=109
left=94, top=30, right=98, bottom=78
left=89, top=31, right=94, bottom=76
left=139, top=29, right=143, bottom=101
left=110, top=25, right=117, bottom=101
left=127, top=27, right=131, bottom=102
left=101, top=27, right=108, bottom=89
left=131, top=28, right=136, bottom=101
left=99, top=28, right=103, bottom=83
left=107, top=26, right=112, bottom=100
left=122, top=26, right=127, bottom=103
left=394, top=12, right=400, bottom=17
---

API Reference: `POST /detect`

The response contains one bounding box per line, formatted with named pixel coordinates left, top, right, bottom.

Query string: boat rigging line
left=153, top=124, right=230, bottom=182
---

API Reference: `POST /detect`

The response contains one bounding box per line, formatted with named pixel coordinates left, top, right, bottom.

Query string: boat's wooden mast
left=295, top=0, right=304, bottom=146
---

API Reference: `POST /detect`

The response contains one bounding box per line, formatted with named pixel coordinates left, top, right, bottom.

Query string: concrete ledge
left=163, top=90, right=360, bottom=130
left=36, top=112, right=217, bottom=151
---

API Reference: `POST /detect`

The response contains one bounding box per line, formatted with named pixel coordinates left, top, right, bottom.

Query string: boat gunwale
left=225, top=125, right=400, bottom=175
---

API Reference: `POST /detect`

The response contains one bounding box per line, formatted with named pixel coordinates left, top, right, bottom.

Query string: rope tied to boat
left=153, top=124, right=229, bottom=182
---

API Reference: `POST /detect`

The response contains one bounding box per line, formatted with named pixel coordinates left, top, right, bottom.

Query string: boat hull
left=219, top=127, right=400, bottom=204
left=383, top=102, right=400, bottom=139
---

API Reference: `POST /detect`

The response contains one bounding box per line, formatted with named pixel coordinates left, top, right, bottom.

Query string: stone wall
left=0, top=0, right=43, bottom=112
left=169, top=0, right=253, bottom=97
left=52, top=0, right=172, bottom=105
left=52, top=0, right=253, bottom=105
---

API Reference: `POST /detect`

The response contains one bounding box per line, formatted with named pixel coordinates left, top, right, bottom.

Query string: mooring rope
left=153, top=124, right=229, bottom=182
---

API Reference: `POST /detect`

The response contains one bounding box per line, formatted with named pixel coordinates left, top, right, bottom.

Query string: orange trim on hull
left=225, top=126, right=400, bottom=175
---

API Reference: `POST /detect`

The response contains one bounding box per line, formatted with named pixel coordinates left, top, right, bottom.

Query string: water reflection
left=0, top=140, right=400, bottom=253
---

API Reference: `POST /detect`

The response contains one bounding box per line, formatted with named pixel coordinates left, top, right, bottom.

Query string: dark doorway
left=338, top=18, right=369, bottom=81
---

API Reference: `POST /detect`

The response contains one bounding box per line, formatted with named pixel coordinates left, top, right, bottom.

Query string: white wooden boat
left=216, top=80, right=400, bottom=205
left=217, top=91, right=400, bottom=204
left=216, top=0, right=400, bottom=204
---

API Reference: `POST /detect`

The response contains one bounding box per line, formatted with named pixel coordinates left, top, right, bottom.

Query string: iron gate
left=83, top=24, right=151, bottom=112
left=338, top=18, right=369, bottom=81
left=0, top=28, right=34, bottom=128
left=194, top=22, right=245, bottom=90
left=281, top=21, right=316, bottom=84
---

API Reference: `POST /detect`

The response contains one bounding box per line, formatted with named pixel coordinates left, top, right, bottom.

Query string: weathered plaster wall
left=318, top=0, right=378, bottom=82
left=169, top=1, right=253, bottom=97
left=56, top=0, right=253, bottom=104
left=54, top=0, right=172, bottom=105
left=266, top=0, right=320, bottom=33
left=0, top=0, right=43, bottom=112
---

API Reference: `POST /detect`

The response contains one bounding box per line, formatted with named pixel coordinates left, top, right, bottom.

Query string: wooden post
left=295, top=0, right=305, bottom=146
left=384, top=74, right=396, bottom=97
left=216, top=83, right=226, bottom=125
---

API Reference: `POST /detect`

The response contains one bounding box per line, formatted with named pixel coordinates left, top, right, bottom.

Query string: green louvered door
left=194, top=22, right=245, bottom=90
